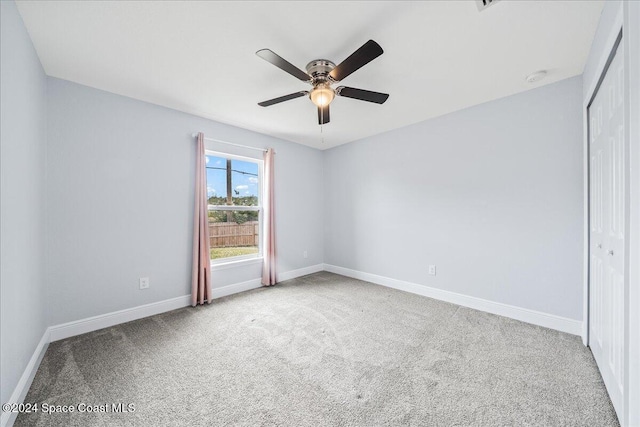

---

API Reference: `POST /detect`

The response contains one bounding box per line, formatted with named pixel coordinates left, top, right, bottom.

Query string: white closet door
left=588, top=37, right=625, bottom=418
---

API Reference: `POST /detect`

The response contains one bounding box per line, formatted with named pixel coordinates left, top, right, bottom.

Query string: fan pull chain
left=320, top=124, right=324, bottom=144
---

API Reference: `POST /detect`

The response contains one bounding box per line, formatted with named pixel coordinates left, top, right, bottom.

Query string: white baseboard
left=211, top=278, right=262, bottom=299
left=48, top=286, right=260, bottom=342
left=278, top=263, right=324, bottom=282
left=211, top=264, right=324, bottom=297
left=49, top=295, right=192, bottom=342
left=1, top=329, right=50, bottom=427
left=323, top=264, right=582, bottom=336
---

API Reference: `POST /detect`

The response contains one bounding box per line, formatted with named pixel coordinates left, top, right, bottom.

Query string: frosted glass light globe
left=310, top=86, right=335, bottom=107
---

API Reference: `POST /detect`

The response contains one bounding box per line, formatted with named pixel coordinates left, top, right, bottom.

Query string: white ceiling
left=16, top=0, right=603, bottom=150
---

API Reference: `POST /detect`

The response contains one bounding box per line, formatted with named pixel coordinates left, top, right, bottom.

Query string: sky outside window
left=205, top=155, right=259, bottom=200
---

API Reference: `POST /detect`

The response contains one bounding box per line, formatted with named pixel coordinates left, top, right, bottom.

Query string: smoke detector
left=476, top=0, right=501, bottom=12
left=526, top=70, right=548, bottom=83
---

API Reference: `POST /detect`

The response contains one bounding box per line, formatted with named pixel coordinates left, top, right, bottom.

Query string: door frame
left=624, top=2, right=640, bottom=426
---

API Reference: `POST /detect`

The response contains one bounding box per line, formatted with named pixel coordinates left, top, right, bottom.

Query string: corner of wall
left=0, top=0, right=51, bottom=415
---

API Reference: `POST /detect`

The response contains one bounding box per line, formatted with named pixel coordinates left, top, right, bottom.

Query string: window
left=205, top=151, right=263, bottom=263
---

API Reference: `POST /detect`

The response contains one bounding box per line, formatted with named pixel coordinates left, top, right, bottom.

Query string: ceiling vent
left=476, top=0, right=501, bottom=12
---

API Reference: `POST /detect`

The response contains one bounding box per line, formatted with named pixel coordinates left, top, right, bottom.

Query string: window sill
left=211, top=257, right=263, bottom=271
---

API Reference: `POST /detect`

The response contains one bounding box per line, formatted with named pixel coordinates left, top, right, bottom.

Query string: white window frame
left=205, top=150, right=264, bottom=266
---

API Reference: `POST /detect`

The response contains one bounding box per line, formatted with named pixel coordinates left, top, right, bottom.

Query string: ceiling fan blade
left=336, top=86, right=389, bottom=104
left=256, top=49, right=311, bottom=82
left=329, top=40, right=384, bottom=82
left=318, top=105, right=330, bottom=125
left=258, top=91, right=308, bottom=107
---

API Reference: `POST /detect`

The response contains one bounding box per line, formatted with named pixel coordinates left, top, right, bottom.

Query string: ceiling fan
left=256, top=40, right=389, bottom=125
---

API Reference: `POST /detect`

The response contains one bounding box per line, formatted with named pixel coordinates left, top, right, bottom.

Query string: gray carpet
left=16, top=272, right=618, bottom=426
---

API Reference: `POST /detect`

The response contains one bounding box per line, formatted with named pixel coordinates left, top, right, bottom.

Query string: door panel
left=588, top=37, right=625, bottom=418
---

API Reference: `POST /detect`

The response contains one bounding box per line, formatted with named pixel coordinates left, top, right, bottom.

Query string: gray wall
left=0, top=0, right=49, bottom=406
left=46, top=78, right=324, bottom=325
left=323, top=76, right=584, bottom=320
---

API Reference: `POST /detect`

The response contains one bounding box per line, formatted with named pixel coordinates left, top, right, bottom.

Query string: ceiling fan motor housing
left=306, top=59, right=336, bottom=85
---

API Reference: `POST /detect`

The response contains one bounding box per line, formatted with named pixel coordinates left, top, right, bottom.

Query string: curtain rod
left=192, top=133, right=268, bottom=153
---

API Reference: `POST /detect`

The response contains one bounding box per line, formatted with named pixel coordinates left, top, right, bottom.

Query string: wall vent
left=476, top=0, right=501, bottom=12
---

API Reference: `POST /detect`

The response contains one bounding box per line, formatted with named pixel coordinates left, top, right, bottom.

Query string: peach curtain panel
left=262, top=148, right=277, bottom=286
left=191, top=132, right=212, bottom=306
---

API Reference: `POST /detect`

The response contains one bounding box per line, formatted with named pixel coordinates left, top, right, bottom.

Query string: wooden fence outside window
left=209, top=221, right=259, bottom=248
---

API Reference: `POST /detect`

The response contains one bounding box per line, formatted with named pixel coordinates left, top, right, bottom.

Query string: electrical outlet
left=139, top=277, right=150, bottom=289
left=303, top=250, right=308, bottom=259
left=428, top=265, right=436, bottom=276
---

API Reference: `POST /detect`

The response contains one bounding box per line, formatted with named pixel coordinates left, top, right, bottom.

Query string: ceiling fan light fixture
left=310, top=85, right=335, bottom=107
